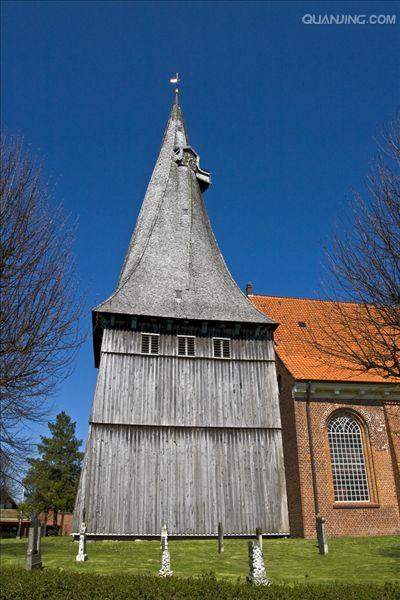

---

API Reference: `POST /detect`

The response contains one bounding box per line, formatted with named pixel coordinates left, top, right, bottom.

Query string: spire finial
left=169, top=73, right=180, bottom=104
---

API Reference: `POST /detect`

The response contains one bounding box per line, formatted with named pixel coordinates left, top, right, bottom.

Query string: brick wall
left=384, top=403, right=400, bottom=510
left=276, top=358, right=304, bottom=536
left=39, top=511, right=74, bottom=536
left=277, top=364, right=400, bottom=538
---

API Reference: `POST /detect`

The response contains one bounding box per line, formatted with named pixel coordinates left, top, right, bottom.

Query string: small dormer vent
left=173, top=145, right=211, bottom=191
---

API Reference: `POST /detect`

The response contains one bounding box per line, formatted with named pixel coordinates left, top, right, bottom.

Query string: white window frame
left=177, top=335, right=196, bottom=357
left=328, top=414, right=370, bottom=503
left=212, top=337, right=231, bottom=359
left=140, top=333, right=160, bottom=355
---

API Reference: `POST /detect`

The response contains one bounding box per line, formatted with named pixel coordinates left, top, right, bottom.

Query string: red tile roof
left=250, top=295, right=397, bottom=383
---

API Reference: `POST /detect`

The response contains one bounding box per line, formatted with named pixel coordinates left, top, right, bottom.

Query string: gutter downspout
left=305, top=381, right=319, bottom=515
left=305, top=381, right=328, bottom=554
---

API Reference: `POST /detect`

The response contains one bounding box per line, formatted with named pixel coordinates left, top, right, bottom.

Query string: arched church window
left=328, top=414, right=369, bottom=502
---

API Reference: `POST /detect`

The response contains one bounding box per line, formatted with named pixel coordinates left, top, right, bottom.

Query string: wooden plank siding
left=74, top=327, right=289, bottom=536
left=91, top=330, right=280, bottom=428
left=75, top=425, right=288, bottom=536
left=101, top=328, right=276, bottom=361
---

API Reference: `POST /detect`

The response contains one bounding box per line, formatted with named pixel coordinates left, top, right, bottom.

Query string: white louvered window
left=328, top=414, right=369, bottom=502
left=177, top=335, right=196, bottom=356
left=141, top=333, right=159, bottom=355
left=213, top=337, right=231, bottom=359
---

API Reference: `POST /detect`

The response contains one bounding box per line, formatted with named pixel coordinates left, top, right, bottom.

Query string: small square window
left=141, top=333, right=159, bottom=355
left=213, top=337, right=231, bottom=359
left=177, top=336, right=195, bottom=356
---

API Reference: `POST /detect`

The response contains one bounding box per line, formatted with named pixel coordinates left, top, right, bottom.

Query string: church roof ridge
left=252, top=294, right=365, bottom=307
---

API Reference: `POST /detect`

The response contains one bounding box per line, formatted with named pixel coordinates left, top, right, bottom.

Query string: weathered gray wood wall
left=74, top=327, right=289, bottom=536
left=75, top=424, right=287, bottom=535
left=91, top=329, right=280, bottom=428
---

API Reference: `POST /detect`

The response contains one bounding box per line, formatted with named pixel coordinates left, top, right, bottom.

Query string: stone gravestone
left=76, top=520, right=88, bottom=562
left=316, top=513, right=328, bottom=555
left=160, top=523, right=168, bottom=549
left=218, top=522, right=224, bottom=554
left=26, top=513, right=42, bottom=570
left=158, top=524, right=173, bottom=577
left=247, top=540, right=270, bottom=586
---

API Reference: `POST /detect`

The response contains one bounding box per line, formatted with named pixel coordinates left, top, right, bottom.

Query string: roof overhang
left=293, top=380, right=400, bottom=402
left=91, top=310, right=276, bottom=367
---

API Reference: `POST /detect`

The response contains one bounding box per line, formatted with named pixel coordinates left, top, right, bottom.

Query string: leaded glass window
left=328, top=414, right=369, bottom=502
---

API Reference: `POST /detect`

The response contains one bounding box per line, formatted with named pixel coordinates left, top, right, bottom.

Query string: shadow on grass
left=374, top=544, right=400, bottom=560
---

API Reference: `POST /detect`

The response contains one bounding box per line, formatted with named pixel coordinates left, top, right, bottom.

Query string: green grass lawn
left=1, top=535, right=399, bottom=584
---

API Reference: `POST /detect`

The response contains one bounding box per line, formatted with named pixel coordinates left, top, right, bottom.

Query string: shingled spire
left=94, top=100, right=274, bottom=326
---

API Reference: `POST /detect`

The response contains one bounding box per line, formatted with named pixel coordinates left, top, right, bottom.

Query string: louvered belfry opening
left=178, top=335, right=195, bottom=356
left=141, top=333, right=159, bottom=355
left=74, top=98, right=288, bottom=538
left=213, top=337, right=231, bottom=359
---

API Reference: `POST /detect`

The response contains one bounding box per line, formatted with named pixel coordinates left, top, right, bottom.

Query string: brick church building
left=249, top=293, right=400, bottom=538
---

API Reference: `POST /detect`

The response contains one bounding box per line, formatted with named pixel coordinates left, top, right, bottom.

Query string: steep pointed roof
left=94, top=101, right=275, bottom=326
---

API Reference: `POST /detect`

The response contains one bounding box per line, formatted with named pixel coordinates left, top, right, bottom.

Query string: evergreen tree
left=23, top=412, right=83, bottom=532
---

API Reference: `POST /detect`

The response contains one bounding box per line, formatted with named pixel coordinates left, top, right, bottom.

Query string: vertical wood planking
left=91, top=330, right=280, bottom=428
left=73, top=326, right=289, bottom=536
left=75, top=424, right=288, bottom=535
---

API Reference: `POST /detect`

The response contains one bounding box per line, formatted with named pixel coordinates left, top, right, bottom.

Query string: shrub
left=1, top=568, right=399, bottom=600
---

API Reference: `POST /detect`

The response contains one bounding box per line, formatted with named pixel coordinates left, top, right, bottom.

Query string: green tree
left=23, top=411, right=83, bottom=533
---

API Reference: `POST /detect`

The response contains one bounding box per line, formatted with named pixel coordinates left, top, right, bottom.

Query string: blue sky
left=2, top=0, right=399, bottom=445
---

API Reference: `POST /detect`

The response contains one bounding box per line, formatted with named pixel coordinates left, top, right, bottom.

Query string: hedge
left=1, top=568, right=399, bottom=600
